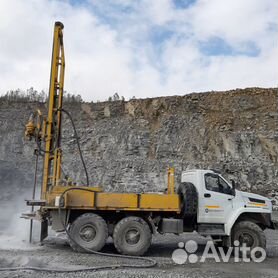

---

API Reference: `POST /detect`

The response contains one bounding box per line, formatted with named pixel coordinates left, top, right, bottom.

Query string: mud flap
left=40, top=219, right=48, bottom=242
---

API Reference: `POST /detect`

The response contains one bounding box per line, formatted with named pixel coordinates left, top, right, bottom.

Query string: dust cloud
left=0, top=165, right=42, bottom=251
left=0, top=194, right=41, bottom=250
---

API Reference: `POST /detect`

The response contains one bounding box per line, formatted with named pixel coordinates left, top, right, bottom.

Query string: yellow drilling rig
left=23, top=22, right=181, bottom=256
left=23, top=22, right=277, bottom=257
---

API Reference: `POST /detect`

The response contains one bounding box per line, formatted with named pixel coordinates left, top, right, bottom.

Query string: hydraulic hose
left=33, top=108, right=89, bottom=185
left=59, top=108, right=89, bottom=186
left=0, top=265, right=132, bottom=273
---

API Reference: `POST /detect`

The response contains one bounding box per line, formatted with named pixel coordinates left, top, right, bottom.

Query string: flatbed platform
left=45, top=186, right=181, bottom=212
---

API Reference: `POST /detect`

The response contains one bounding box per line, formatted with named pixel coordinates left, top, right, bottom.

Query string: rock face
left=0, top=88, right=278, bottom=209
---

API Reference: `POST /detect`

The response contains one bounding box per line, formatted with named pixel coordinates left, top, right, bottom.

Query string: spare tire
left=177, top=182, right=198, bottom=218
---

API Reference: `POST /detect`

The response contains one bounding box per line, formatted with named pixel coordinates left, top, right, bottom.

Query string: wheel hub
left=125, top=229, right=140, bottom=245
left=79, top=225, right=96, bottom=242
left=238, top=232, right=255, bottom=247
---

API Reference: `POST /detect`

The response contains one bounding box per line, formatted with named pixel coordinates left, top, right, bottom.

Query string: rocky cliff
left=0, top=87, right=278, bottom=210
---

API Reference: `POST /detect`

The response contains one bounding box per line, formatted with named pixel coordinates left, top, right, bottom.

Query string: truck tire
left=177, top=182, right=198, bottom=218
left=232, top=221, right=266, bottom=256
left=113, top=216, right=152, bottom=256
left=68, top=213, right=108, bottom=252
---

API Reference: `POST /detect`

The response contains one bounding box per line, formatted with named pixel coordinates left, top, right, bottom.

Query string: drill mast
left=42, top=21, right=65, bottom=199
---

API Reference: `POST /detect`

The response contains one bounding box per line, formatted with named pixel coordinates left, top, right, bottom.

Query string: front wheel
left=232, top=221, right=266, bottom=256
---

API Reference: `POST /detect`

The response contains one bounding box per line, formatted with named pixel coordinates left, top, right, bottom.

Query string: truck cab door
left=198, top=173, right=234, bottom=224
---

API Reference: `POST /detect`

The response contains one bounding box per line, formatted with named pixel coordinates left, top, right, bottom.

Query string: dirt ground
left=0, top=213, right=278, bottom=278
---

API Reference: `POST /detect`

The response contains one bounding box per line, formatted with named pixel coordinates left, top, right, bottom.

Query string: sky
left=0, top=0, right=277, bottom=101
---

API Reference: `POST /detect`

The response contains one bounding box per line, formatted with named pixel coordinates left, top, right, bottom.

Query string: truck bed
left=45, top=186, right=181, bottom=212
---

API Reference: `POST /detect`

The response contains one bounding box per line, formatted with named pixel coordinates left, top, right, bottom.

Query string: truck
left=23, top=22, right=277, bottom=257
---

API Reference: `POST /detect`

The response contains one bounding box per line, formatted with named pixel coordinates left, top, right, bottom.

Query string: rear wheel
left=68, top=213, right=108, bottom=252
left=113, top=216, right=152, bottom=256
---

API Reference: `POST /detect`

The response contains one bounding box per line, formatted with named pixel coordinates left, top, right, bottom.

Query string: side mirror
left=231, top=179, right=236, bottom=196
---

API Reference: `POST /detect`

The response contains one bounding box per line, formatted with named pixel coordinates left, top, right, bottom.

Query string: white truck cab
left=181, top=169, right=276, bottom=248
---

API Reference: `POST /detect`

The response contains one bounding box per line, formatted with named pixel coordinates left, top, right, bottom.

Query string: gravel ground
left=0, top=214, right=277, bottom=278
